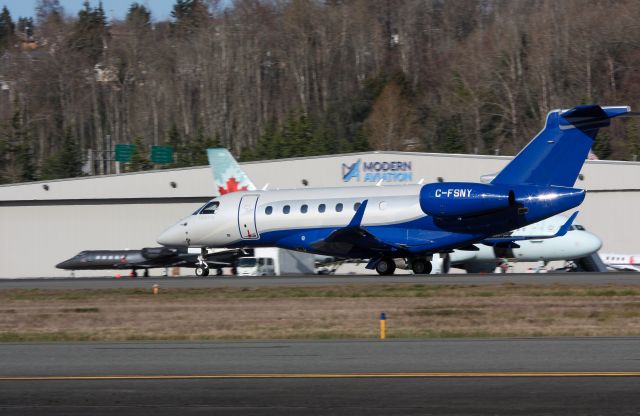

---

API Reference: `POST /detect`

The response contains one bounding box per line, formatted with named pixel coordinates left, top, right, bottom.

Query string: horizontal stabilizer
left=560, top=105, right=630, bottom=132
left=491, top=105, right=631, bottom=187
left=483, top=212, right=578, bottom=245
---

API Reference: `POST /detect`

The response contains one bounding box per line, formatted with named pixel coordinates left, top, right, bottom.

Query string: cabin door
left=238, top=195, right=260, bottom=240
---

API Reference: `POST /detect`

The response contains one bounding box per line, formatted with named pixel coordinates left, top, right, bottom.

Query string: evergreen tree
left=36, top=0, right=63, bottom=24
left=190, top=128, right=219, bottom=165
left=128, top=136, right=151, bottom=171
left=351, top=128, right=371, bottom=152
left=0, top=6, right=15, bottom=51
left=173, top=128, right=220, bottom=166
left=171, top=0, right=208, bottom=36
left=248, top=119, right=278, bottom=161
left=8, top=102, right=37, bottom=182
left=624, top=119, right=640, bottom=161
left=69, top=1, right=109, bottom=64
left=436, top=116, right=466, bottom=154
left=41, top=128, right=83, bottom=179
left=126, top=3, right=151, bottom=28
left=16, top=17, right=34, bottom=38
left=593, top=131, right=612, bottom=160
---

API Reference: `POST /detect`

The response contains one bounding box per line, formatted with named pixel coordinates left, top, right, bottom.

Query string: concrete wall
left=1, top=151, right=638, bottom=278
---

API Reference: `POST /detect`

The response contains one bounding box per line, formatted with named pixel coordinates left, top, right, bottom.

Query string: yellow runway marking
left=1, top=372, right=640, bottom=381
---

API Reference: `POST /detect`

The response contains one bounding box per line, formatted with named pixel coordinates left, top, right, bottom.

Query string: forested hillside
left=1, top=0, right=640, bottom=183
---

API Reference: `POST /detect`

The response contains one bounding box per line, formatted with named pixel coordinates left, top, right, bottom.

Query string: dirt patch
left=1, top=284, right=639, bottom=341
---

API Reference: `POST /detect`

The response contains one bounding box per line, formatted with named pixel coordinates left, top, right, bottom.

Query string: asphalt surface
left=1, top=271, right=640, bottom=289
left=2, top=338, right=640, bottom=415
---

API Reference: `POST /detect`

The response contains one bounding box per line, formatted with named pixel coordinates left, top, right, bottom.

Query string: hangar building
left=0, top=151, right=638, bottom=278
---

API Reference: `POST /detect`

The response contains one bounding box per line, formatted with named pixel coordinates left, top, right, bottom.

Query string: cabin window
left=336, top=203, right=343, bottom=212
left=265, top=206, right=273, bottom=215
left=200, top=201, right=219, bottom=215
left=318, top=204, right=326, bottom=213
left=353, top=202, right=361, bottom=211
left=283, top=205, right=291, bottom=214
left=301, top=204, right=308, bottom=214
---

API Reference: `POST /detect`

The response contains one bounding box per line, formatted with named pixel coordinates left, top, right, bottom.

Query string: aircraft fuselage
left=158, top=184, right=584, bottom=259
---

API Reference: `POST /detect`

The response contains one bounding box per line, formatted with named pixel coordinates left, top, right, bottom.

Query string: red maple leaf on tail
left=218, top=177, right=249, bottom=195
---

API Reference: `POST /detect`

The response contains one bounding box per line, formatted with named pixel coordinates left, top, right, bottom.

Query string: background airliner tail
left=207, top=148, right=256, bottom=194
left=491, top=105, right=631, bottom=187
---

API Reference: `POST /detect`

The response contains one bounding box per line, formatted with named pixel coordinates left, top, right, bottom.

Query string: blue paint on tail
left=491, top=105, right=630, bottom=187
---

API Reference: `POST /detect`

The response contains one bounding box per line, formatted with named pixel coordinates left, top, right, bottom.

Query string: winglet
left=347, top=200, right=368, bottom=228
left=555, top=211, right=579, bottom=237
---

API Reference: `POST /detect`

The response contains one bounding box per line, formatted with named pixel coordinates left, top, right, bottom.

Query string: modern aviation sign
left=342, top=159, right=413, bottom=183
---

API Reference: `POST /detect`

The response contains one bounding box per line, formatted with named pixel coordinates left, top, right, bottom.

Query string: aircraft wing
left=607, top=264, right=640, bottom=272
left=310, top=200, right=406, bottom=257
left=203, top=248, right=246, bottom=267
left=139, top=248, right=244, bottom=268
left=482, top=212, right=578, bottom=247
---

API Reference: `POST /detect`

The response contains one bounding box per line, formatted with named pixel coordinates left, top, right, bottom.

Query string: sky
left=1, top=0, right=175, bottom=22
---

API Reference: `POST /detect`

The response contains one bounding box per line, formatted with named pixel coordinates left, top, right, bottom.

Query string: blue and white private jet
left=157, top=105, right=631, bottom=275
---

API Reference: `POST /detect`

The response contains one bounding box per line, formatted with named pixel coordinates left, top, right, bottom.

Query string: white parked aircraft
left=448, top=216, right=602, bottom=273
left=598, top=253, right=640, bottom=272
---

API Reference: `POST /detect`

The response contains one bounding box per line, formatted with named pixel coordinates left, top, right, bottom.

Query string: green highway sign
left=114, top=144, right=135, bottom=162
left=151, top=145, right=174, bottom=164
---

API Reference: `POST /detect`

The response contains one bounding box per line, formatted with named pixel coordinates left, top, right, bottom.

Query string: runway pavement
left=1, top=271, right=640, bottom=289
left=2, top=338, right=640, bottom=415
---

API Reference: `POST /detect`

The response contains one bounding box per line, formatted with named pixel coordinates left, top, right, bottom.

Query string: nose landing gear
left=195, top=265, right=210, bottom=277
left=195, top=247, right=210, bottom=277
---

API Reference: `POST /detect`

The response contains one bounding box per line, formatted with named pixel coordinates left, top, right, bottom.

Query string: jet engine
left=419, top=183, right=515, bottom=217
left=141, top=247, right=177, bottom=260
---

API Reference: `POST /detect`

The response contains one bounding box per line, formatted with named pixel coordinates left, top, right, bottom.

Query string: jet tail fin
left=491, top=105, right=631, bottom=187
left=207, top=148, right=257, bottom=195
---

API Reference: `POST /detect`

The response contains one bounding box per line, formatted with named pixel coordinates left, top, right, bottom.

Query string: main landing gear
left=375, top=258, right=396, bottom=275
left=410, top=259, right=432, bottom=275
left=373, top=257, right=434, bottom=275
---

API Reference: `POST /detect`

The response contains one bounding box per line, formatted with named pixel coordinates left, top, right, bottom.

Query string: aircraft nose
left=56, top=259, right=72, bottom=269
left=157, top=223, right=187, bottom=247
left=585, top=231, right=603, bottom=254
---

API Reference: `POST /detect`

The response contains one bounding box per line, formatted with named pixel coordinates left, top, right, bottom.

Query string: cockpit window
left=192, top=198, right=218, bottom=215
left=574, top=224, right=585, bottom=231
left=200, top=201, right=220, bottom=215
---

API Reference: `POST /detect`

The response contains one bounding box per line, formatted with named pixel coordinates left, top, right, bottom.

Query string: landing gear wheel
left=195, top=266, right=209, bottom=277
left=375, top=258, right=396, bottom=275
left=216, top=268, right=223, bottom=276
left=143, top=269, right=149, bottom=278
left=411, top=259, right=432, bottom=275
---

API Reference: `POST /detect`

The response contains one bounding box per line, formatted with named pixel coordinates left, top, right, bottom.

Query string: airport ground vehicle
left=236, top=248, right=315, bottom=276
left=236, top=257, right=275, bottom=276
